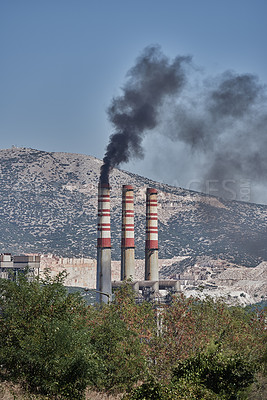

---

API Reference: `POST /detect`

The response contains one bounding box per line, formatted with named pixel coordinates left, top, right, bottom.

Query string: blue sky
left=1, top=0, right=267, bottom=202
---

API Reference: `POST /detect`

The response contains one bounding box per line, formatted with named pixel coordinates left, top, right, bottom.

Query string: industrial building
left=97, top=183, right=180, bottom=304
left=0, top=254, right=40, bottom=281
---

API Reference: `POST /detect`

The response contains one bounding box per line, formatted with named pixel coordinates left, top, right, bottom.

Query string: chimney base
left=121, top=248, right=135, bottom=280
left=96, top=248, right=111, bottom=303
left=145, top=249, right=159, bottom=281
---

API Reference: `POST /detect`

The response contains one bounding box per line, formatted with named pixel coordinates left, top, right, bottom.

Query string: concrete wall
left=40, top=255, right=183, bottom=288
left=40, top=255, right=97, bottom=288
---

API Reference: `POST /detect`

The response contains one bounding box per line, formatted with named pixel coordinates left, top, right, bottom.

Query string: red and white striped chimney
left=145, top=188, right=159, bottom=281
left=121, top=185, right=135, bottom=280
left=96, top=182, right=112, bottom=303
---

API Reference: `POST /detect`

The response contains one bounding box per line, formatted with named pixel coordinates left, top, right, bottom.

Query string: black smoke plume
left=100, top=45, right=191, bottom=183
left=101, top=45, right=267, bottom=203
left=164, top=69, right=267, bottom=201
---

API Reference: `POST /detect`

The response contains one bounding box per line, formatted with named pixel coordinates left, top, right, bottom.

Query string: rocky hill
left=0, top=147, right=267, bottom=267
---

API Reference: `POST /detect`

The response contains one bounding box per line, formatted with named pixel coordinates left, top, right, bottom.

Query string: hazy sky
left=1, top=0, right=267, bottom=203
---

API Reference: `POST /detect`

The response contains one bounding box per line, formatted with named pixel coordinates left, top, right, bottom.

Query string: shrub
left=0, top=270, right=100, bottom=399
left=172, top=344, right=256, bottom=400
left=87, top=303, right=148, bottom=392
left=150, top=295, right=266, bottom=380
left=124, top=378, right=219, bottom=400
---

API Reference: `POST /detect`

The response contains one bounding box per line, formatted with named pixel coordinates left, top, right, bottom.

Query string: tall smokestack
left=145, top=188, right=159, bottom=281
left=121, top=185, right=135, bottom=280
left=96, top=183, right=112, bottom=303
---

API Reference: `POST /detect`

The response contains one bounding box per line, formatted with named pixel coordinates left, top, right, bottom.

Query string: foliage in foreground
left=0, top=273, right=148, bottom=399
left=172, top=344, right=256, bottom=399
left=0, top=270, right=98, bottom=399
left=123, top=378, right=220, bottom=400
left=0, top=275, right=266, bottom=399
left=125, top=345, right=257, bottom=400
left=86, top=304, right=147, bottom=392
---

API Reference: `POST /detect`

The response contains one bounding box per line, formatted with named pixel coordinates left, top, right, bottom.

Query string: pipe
left=96, top=182, right=112, bottom=303
left=121, top=185, right=135, bottom=280
left=145, top=188, right=159, bottom=281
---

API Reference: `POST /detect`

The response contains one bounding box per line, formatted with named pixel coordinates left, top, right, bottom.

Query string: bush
left=0, top=277, right=265, bottom=399
left=150, top=295, right=266, bottom=381
left=124, top=378, right=219, bottom=400
left=0, top=270, right=100, bottom=399
left=87, top=303, right=148, bottom=392
left=123, top=379, right=174, bottom=400
left=172, top=344, right=256, bottom=400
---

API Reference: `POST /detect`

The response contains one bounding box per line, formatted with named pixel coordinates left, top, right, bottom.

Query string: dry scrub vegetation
left=0, top=271, right=266, bottom=399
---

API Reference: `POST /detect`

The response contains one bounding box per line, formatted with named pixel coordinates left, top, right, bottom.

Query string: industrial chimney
left=121, top=185, right=135, bottom=280
left=145, top=188, right=159, bottom=281
left=96, top=182, right=112, bottom=303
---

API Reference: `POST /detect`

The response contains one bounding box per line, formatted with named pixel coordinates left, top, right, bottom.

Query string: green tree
left=124, top=377, right=219, bottom=400
left=86, top=284, right=150, bottom=392
left=150, top=295, right=266, bottom=381
left=172, top=344, right=257, bottom=400
left=0, top=270, right=100, bottom=399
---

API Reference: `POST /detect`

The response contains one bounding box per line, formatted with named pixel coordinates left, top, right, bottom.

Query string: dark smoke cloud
left=101, top=45, right=267, bottom=203
left=164, top=70, right=267, bottom=201
left=208, top=72, right=261, bottom=118
left=100, top=45, right=192, bottom=183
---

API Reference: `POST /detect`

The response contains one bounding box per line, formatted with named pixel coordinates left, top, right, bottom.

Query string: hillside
left=0, top=147, right=267, bottom=267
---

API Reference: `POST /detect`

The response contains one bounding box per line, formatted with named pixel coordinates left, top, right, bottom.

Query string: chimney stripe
left=96, top=182, right=112, bottom=304
left=145, top=187, right=158, bottom=251
left=97, top=183, right=111, bottom=248
left=121, top=185, right=135, bottom=248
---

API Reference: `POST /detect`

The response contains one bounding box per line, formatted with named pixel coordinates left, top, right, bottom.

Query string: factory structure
left=0, top=254, right=40, bottom=280
left=97, top=183, right=180, bottom=304
left=0, top=183, right=180, bottom=304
